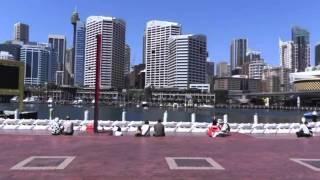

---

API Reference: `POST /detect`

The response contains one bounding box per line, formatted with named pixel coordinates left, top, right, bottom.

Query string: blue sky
left=1, top=0, right=320, bottom=66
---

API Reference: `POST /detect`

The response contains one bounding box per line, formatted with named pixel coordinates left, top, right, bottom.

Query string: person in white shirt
left=296, top=117, right=313, bottom=138
left=113, top=126, right=123, bottom=136
left=213, top=119, right=230, bottom=137
left=141, top=120, right=151, bottom=136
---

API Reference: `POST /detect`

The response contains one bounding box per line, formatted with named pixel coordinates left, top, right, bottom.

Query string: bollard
left=191, top=113, right=196, bottom=124
left=14, top=109, right=19, bottom=119
left=84, top=110, right=89, bottom=121
left=163, top=110, right=168, bottom=123
left=223, top=114, right=228, bottom=123
left=49, top=108, right=54, bottom=120
left=122, top=109, right=126, bottom=122
left=253, top=113, right=258, bottom=124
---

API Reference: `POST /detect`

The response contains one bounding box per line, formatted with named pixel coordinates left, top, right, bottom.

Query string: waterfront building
left=230, top=38, right=247, bottom=73
left=145, top=20, right=182, bottom=88
left=84, top=16, right=126, bottom=89
left=262, top=66, right=291, bottom=92
left=216, top=61, right=230, bottom=77
left=315, top=43, right=320, bottom=66
left=0, top=43, right=21, bottom=61
left=279, top=39, right=296, bottom=72
left=0, top=51, right=15, bottom=60
left=189, top=84, right=210, bottom=93
left=214, top=77, right=261, bottom=93
left=292, top=26, right=310, bottom=72
left=72, top=10, right=86, bottom=87
left=48, top=35, right=66, bottom=73
left=20, top=43, right=55, bottom=86
left=167, top=34, right=207, bottom=89
left=124, top=44, right=131, bottom=75
left=290, top=66, right=320, bottom=91
left=13, top=22, right=29, bottom=44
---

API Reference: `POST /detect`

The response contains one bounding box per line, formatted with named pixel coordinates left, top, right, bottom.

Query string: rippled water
left=0, top=103, right=309, bottom=123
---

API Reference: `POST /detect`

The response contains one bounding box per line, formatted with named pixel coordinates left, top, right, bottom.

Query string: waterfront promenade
left=0, top=132, right=319, bottom=180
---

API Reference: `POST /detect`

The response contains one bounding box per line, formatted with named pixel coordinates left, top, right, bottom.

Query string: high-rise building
left=246, top=50, right=262, bottom=63
left=48, top=35, right=66, bottom=73
left=20, top=43, right=55, bottom=85
left=216, top=62, right=230, bottom=77
left=249, top=62, right=265, bottom=79
left=167, top=34, right=207, bottom=89
left=279, top=39, right=296, bottom=72
left=145, top=20, right=182, bottom=88
left=84, top=16, right=126, bottom=89
left=292, top=26, right=310, bottom=72
left=124, top=44, right=131, bottom=75
left=13, top=22, right=29, bottom=44
left=230, top=38, right=247, bottom=72
left=315, top=43, right=320, bottom=66
left=72, top=13, right=86, bottom=87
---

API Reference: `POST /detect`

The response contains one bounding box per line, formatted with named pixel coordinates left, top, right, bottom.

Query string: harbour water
left=0, top=103, right=308, bottom=123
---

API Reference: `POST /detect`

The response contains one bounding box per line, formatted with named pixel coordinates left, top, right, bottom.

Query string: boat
left=10, top=96, right=18, bottom=103
left=72, top=98, right=83, bottom=105
left=199, top=104, right=214, bottom=108
left=91, top=99, right=95, bottom=104
left=141, top=101, right=148, bottom=107
left=23, top=96, right=39, bottom=103
left=47, top=97, right=53, bottom=104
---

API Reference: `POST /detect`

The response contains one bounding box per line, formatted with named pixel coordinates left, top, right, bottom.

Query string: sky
left=1, top=0, right=320, bottom=66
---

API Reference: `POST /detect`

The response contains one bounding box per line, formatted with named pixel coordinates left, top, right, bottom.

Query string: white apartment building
left=249, top=61, right=265, bottom=79
left=279, top=39, right=296, bottom=72
left=84, top=16, right=126, bottom=89
left=167, top=34, right=207, bottom=89
left=216, top=62, right=230, bottom=77
left=144, top=20, right=181, bottom=88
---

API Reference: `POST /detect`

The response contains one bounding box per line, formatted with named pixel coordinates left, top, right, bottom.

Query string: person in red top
left=207, top=116, right=220, bottom=137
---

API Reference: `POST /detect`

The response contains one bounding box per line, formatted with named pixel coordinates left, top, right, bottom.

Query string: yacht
left=72, top=98, right=83, bottom=105
left=47, top=97, right=53, bottom=104
left=10, top=96, right=18, bottom=103
left=199, top=104, right=214, bottom=108
left=23, top=96, right=38, bottom=103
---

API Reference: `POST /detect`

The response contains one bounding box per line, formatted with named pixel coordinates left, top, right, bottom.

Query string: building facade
left=216, top=62, right=230, bottom=77
left=315, top=43, right=320, bottom=66
left=84, top=16, right=126, bottom=89
left=230, top=38, right=247, bottom=72
left=262, top=66, right=291, bottom=92
left=0, top=51, right=15, bottom=60
left=13, top=22, right=29, bottom=44
left=20, top=43, right=54, bottom=86
left=64, top=48, right=73, bottom=86
left=124, top=44, right=131, bottom=75
left=279, top=39, right=296, bottom=72
left=214, top=77, right=261, bottom=93
left=0, top=43, right=21, bottom=61
left=249, top=62, right=265, bottom=79
left=73, top=20, right=86, bottom=87
left=292, top=26, right=310, bottom=72
left=167, top=34, right=207, bottom=89
left=145, top=20, right=182, bottom=88
left=48, top=35, right=66, bottom=74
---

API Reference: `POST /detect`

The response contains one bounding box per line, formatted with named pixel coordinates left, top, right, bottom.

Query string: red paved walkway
left=0, top=133, right=319, bottom=180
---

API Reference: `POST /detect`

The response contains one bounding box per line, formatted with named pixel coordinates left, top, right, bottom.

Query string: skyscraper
left=48, top=35, right=66, bottom=73
left=72, top=12, right=86, bottom=87
left=20, top=43, right=55, bottom=85
left=216, top=62, right=230, bottom=77
left=124, top=44, right=131, bottom=75
left=64, top=48, right=73, bottom=85
left=279, top=39, right=296, bottom=72
left=292, top=26, right=310, bottom=72
left=230, top=38, right=247, bottom=72
left=315, top=43, right=320, bottom=66
left=167, top=34, right=207, bottom=89
left=13, top=22, right=29, bottom=44
left=84, top=16, right=126, bottom=89
left=145, top=20, right=182, bottom=88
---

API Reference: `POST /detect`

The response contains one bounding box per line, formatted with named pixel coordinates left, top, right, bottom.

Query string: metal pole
left=94, top=34, right=101, bottom=133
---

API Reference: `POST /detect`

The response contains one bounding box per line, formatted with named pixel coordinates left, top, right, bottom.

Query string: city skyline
left=1, top=0, right=320, bottom=66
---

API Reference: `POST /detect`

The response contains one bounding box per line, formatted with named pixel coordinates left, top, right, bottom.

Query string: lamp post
left=94, top=34, right=101, bottom=133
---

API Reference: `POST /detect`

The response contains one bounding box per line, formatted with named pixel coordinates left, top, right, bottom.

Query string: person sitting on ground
left=153, top=119, right=165, bottom=137
left=207, top=118, right=220, bottom=137
left=213, top=119, right=230, bottom=137
left=296, top=117, right=313, bottom=138
left=50, top=117, right=62, bottom=135
left=135, top=126, right=143, bottom=137
left=141, top=120, right=151, bottom=136
left=62, top=120, right=74, bottom=135
left=113, top=126, right=123, bottom=136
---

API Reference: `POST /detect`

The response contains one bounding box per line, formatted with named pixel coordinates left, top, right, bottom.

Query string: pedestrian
left=153, top=119, right=165, bottom=137
left=296, top=117, right=313, bottom=138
